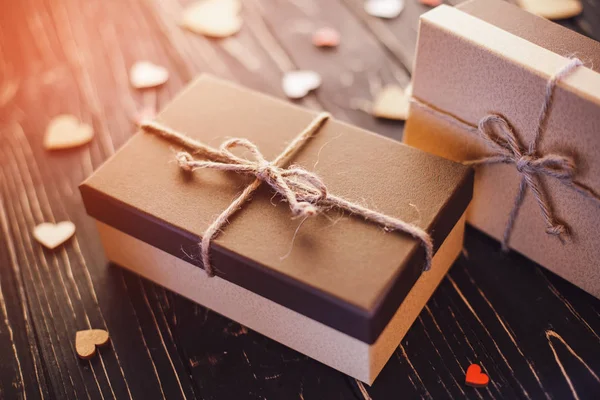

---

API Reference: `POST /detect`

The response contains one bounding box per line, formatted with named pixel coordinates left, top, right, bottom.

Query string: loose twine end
left=176, top=152, right=194, bottom=171
left=292, top=202, right=318, bottom=218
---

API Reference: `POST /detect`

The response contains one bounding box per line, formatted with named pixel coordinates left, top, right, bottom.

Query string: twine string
left=141, top=113, right=433, bottom=276
left=411, top=58, right=600, bottom=250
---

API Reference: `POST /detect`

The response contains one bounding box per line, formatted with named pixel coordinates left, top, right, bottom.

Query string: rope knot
left=516, top=155, right=534, bottom=174
left=256, top=162, right=273, bottom=182
left=176, top=152, right=194, bottom=171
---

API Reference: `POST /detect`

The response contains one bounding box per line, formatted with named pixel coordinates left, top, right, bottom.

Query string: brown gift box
left=80, top=75, right=473, bottom=383
left=404, top=0, right=600, bottom=299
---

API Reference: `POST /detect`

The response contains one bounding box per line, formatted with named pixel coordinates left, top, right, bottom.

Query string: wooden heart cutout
left=372, top=85, right=410, bottom=121
left=130, top=61, right=169, bottom=89
left=76, top=329, right=110, bottom=359
left=181, top=0, right=242, bottom=38
left=518, top=0, right=582, bottom=20
left=33, top=221, right=76, bottom=250
left=465, top=364, right=489, bottom=388
left=44, top=115, right=94, bottom=150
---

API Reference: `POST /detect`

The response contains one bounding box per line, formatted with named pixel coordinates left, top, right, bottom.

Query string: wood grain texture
left=1, top=0, right=599, bottom=399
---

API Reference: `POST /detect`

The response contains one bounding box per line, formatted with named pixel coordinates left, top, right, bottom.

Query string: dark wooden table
left=1, top=0, right=600, bottom=399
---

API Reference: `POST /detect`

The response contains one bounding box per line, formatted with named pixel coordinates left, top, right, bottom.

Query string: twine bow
left=465, top=114, right=576, bottom=249
left=141, top=113, right=434, bottom=277
left=411, top=58, right=600, bottom=250
left=175, top=138, right=327, bottom=219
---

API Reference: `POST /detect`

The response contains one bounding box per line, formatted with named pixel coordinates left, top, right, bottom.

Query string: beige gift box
left=404, top=0, right=600, bottom=298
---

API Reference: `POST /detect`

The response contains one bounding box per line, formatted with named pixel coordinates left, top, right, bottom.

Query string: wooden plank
left=453, top=231, right=600, bottom=397
left=246, top=0, right=412, bottom=140
left=1, top=0, right=600, bottom=398
left=0, top=198, right=50, bottom=400
left=341, top=0, right=433, bottom=73
left=141, top=0, right=321, bottom=105
left=0, top=0, right=203, bottom=397
left=363, top=227, right=600, bottom=399
left=578, top=0, right=600, bottom=40
left=341, top=0, right=599, bottom=77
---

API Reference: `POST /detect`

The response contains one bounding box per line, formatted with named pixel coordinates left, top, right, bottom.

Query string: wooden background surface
left=1, top=0, right=600, bottom=399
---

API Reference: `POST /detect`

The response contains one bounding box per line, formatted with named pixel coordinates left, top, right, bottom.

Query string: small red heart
left=465, top=364, right=489, bottom=388
left=419, top=0, right=442, bottom=6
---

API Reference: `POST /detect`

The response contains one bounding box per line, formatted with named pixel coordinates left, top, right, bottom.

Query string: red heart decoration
left=465, top=364, right=489, bottom=387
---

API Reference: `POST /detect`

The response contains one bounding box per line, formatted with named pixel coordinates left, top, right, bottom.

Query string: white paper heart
left=364, top=0, right=405, bottom=19
left=371, top=85, right=410, bottom=121
left=44, top=115, right=94, bottom=150
left=181, top=0, right=242, bottom=38
left=33, top=221, right=76, bottom=250
left=130, top=61, right=169, bottom=89
left=282, top=71, right=322, bottom=99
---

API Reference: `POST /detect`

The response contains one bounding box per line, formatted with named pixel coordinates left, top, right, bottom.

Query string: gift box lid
left=457, top=0, right=600, bottom=70
left=412, top=0, right=600, bottom=130
left=80, top=76, right=473, bottom=344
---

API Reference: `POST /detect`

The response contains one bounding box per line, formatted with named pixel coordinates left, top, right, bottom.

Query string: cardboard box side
left=95, top=213, right=464, bottom=384
left=368, top=214, right=465, bottom=382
